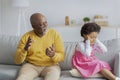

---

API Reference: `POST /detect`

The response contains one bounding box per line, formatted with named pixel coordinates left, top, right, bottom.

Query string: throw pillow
left=69, top=69, right=104, bottom=78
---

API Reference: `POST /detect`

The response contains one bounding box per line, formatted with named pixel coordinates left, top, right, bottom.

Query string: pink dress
left=72, top=40, right=112, bottom=78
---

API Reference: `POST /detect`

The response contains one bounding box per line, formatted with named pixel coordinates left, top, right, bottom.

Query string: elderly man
left=14, top=13, right=65, bottom=80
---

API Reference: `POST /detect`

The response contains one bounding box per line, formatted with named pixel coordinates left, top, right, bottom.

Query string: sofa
left=0, top=34, right=120, bottom=80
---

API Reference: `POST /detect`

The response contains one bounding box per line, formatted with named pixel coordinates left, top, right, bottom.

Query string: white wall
left=0, top=0, right=1, bottom=33
left=0, top=0, right=120, bottom=35
left=52, top=27, right=119, bottom=42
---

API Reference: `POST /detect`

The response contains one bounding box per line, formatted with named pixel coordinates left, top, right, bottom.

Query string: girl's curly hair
left=81, top=23, right=101, bottom=37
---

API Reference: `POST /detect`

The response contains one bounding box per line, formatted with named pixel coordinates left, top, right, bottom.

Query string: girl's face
left=84, top=32, right=98, bottom=44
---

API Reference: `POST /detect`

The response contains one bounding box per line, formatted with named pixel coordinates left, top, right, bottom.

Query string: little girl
left=71, top=23, right=120, bottom=80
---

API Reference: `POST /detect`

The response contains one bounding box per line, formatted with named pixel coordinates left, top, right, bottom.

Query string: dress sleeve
left=76, top=40, right=92, bottom=57
left=94, top=39, right=107, bottom=53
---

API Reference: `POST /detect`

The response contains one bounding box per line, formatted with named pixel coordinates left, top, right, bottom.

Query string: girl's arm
left=76, top=40, right=92, bottom=57
left=94, top=39, right=107, bottom=53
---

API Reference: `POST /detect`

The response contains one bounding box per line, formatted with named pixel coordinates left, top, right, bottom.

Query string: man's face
left=31, top=14, right=48, bottom=37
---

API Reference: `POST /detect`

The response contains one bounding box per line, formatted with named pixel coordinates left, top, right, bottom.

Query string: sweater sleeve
left=94, top=39, right=107, bottom=53
left=14, top=35, right=28, bottom=64
left=76, top=40, right=92, bottom=57
left=51, top=31, right=65, bottom=63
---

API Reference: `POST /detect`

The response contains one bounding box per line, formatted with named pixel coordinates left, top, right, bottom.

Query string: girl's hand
left=86, top=35, right=95, bottom=45
left=86, top=35, right=91, bottom=41
left=83, top=34, right=95, bottom=44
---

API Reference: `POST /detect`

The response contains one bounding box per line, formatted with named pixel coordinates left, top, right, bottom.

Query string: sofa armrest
left=114, top=51, right=120, bottom=77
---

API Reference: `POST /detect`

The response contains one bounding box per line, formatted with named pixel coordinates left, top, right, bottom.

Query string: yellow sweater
left=14, top=29, right=65, bottom=66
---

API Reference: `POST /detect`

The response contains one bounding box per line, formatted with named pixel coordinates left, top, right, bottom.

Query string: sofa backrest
left=0, top=35, right=20, bottom=65
left=0, top=35, right=120, bottom=70
left=60, top=42, right=77, bottom=70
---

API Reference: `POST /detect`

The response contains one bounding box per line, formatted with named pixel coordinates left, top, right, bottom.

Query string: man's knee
left=45, top=68, right=61, bottom=80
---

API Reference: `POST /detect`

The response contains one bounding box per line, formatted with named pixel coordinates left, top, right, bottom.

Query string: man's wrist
left=24, top=46, right=28, bottom=51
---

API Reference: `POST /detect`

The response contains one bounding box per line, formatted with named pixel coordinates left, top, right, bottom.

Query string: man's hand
left=24, top=36, right=33, bottom=51
left=46, top=45, right=55, bottom=57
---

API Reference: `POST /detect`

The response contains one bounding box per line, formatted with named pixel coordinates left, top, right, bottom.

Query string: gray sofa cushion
left=0, top=64, right=20, bottom=80
left=0, top=35, right=20, bottom=65
left=60, top=71, right=106, bottom=80
left=114, top=52, right=120, bottom=77
left=0, top=66, right=106, bottom=80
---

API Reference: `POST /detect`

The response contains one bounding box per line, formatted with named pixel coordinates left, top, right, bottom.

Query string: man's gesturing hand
left=46, top=45, right=55, bottom=57
left=24, top=36, right=33, bottom=51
